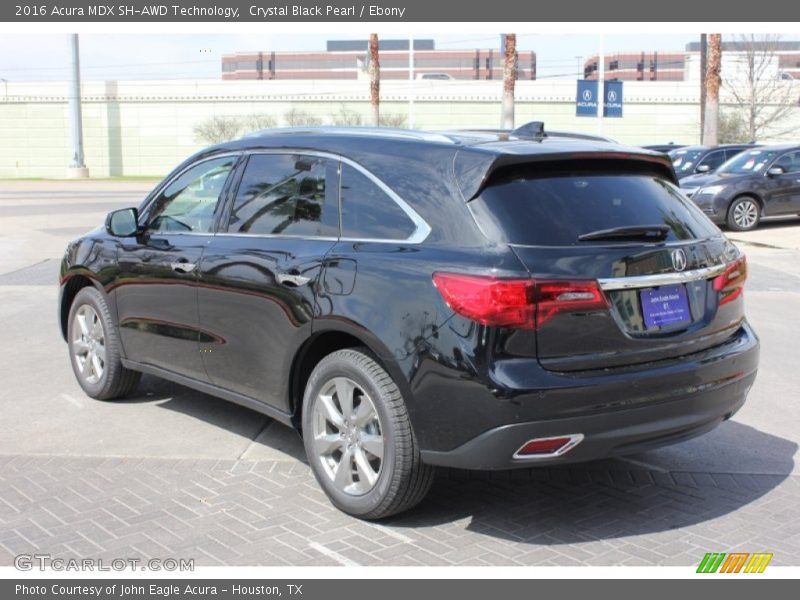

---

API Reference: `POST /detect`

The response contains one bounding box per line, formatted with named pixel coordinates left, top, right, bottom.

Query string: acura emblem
left=671, top=248, right=687, bottom=272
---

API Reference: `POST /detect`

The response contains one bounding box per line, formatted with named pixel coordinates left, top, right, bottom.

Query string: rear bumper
left=419, top=322, right=759, bottom=470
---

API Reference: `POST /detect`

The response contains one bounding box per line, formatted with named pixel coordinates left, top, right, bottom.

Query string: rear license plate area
left=640, top=283, right=691, bottom=330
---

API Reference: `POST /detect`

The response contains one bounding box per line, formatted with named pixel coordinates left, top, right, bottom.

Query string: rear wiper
left=577, top=225, right=670, bottom=242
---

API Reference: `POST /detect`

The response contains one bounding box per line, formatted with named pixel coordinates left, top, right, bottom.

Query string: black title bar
left=4, top=0, right=800, bottom=22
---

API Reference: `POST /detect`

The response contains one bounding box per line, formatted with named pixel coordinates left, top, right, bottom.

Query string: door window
left=147, top=156, right=236, bottom=233
left=696, top=150, right=727, bottom=172
left=227, top=154, right=338, bottom=237
left=773, top=151, right=800, bottom=174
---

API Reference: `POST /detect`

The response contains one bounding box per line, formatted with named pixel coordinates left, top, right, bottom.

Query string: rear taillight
left=432, top=273, right=535, bottom=328
left=432, top=273, right=609, bottom=329
left=713, top=256, right=747, bottom=306
left=534, top=280, right=610, bottom=328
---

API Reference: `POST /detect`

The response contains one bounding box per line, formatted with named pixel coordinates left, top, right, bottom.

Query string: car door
left=196, top=152, right=339, bottom=412
left=763, top=150, right=800, bottom=215
left=114, top=154, right=239, bottom=380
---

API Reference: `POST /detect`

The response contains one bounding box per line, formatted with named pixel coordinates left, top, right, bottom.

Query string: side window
left=147, top=156, right=236, bottom=233
left=227, top=154, right=338, bottom=237
left=773, top=151, right=800, bottom=174
left=698, top=150, right=727, bottom=171
left=340, top=164, right=416, bottom=240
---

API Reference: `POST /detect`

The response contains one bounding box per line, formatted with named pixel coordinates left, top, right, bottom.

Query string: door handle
left=277, top=272, right=311, bottom=287
left=170, top=261, right=197, bottom=274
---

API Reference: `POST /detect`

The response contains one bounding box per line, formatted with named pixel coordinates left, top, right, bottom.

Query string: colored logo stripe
left=697, top=552, right=773, bottom=573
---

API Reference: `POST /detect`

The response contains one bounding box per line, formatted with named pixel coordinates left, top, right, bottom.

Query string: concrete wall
left=1, top=78, right=797, bottom=179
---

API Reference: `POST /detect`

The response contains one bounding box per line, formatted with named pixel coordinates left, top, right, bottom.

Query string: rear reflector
left=513, top=434, right=584, bottom=459
left=432, top=273, right=608, bottom=330
left=713, top=256, right=747, bottom=306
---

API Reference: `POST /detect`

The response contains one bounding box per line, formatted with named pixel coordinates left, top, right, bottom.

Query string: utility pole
left=67, top=34, right=89, bottom=178
left=501, top=34, right=516, bottom=129
left=700, top=34, right=707, bottom=142
left=368, top=34, right=380, bottom=127
left=703, top=33, right=722, bottom=146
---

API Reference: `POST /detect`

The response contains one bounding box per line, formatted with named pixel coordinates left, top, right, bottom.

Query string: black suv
left=669, top=144, right=758, bottom=180
left=59, top=125, right=759, bottom=519
left=680, top=144, right=800, bottom=231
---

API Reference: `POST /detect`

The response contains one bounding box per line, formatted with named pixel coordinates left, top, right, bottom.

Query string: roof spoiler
left=453, top=149, right=678, bottom=201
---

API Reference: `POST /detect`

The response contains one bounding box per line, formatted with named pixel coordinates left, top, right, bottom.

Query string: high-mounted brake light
left=432, top=273, right=609, bottom=330
left=713, top=256, right=747, bottom=306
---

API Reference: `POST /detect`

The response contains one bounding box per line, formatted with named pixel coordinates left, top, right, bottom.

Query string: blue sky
left=0, top=33, right=793, bottom=82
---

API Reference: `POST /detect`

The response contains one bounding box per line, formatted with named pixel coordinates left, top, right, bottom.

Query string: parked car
left=669, top=144, right=758, bottom=180
left=415, top=72, right=455, bottom=80
left=59, top=125, right=759, bottom=518
left=641, top=143, right=686, bottom=153
left=680, top=144, right=800, bottom=231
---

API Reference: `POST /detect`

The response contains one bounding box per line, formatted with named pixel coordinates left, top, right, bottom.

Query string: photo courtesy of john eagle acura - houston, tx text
left=58, top=124, right=759, bottom=519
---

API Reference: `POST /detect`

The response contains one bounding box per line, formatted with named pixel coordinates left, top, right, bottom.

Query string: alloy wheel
left=311, top=376, right=384, bottom=496
left=733, top=199, right=759, bottom=229
left=71, top=304, right=106, bottom=384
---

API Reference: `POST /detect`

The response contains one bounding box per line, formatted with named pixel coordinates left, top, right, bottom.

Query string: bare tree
left=723, top=34, right=798, bottom=141
left=501, top=34, right=517, bottom=129
left=703, top=34, right=722, bottom=145
left=193, top=116, right=242, bottom=144
left=369, top=34, right=380, bottom=127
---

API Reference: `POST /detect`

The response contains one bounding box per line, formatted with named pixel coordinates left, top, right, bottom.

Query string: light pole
left=67, top=34, right=89, bottom=178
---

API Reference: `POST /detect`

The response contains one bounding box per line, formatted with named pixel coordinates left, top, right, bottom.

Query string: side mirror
left=106, top=207, right=139, bottom=237
left=767, top=166, right=785, bottom=177
left=696, top=164, right=711, bottom=173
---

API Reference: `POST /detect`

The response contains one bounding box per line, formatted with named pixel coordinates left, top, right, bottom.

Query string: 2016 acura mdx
left=59, top=125, right=759, bottom=519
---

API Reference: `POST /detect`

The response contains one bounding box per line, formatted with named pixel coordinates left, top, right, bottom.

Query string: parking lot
left=0, top=180, right=799, bottom=567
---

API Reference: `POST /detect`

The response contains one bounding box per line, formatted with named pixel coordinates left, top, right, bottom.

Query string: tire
left=67, top=286, right=141, bottom=400
left=301, top=348, right=434, bottom=519
left=726, top=196, right=761, bottom=231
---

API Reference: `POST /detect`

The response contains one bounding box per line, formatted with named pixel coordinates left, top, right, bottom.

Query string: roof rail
left=244, top=126, right=457, bottom=144
left=453, top=122, right=615, bottom=144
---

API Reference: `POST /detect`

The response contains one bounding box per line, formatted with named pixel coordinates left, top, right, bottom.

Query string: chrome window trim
left=598, top=263, right=727, bottom=291
left=238, top=149, right=432, bottom=245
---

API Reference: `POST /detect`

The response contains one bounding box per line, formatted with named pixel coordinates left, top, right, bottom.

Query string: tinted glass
left=471, top=172, right=720, bottom=246
left=340, top=165, right=416, bottom=240
left=719, top=149, right=780, bottom=174
left=147, top=156, right=235, bottom=233
left=773, top=151, right=800, bottom=174
left=697, top=150, right=727, bottom=171
left=228, top=154, right=338, bottom=237
left=670, top=149, right=705, bottom=173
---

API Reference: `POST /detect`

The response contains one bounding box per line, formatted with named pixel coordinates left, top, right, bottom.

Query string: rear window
left=470, top=171, right=720, bottom=246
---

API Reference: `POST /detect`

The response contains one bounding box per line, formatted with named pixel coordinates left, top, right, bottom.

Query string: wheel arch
left=59, top=271, right=106, bottom=341
left=288, top=323, right=409, bottom=430
left=728, top=192, right=764, bottom=214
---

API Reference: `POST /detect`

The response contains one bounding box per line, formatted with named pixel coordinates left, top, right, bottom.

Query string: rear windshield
left=470, top=171, right=720, bottom=246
